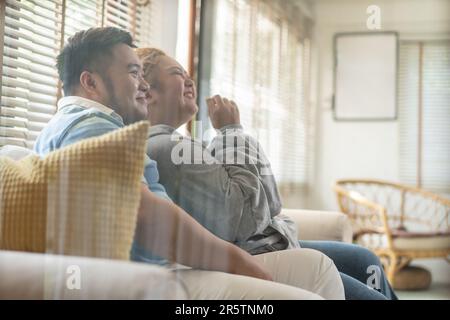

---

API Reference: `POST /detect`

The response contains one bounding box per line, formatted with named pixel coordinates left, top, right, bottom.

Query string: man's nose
left=139, top=77, right=150, bottom=92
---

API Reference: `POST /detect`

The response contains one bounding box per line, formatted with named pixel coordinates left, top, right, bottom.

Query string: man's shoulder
left=69, top=110, right=122, bottom=132
left=46, top=105, right=122, bottom=131
left=35, top=106, right=122, bottom=155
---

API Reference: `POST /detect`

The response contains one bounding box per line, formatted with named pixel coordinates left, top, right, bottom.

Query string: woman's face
left=146, top=55, right=198, bottom=127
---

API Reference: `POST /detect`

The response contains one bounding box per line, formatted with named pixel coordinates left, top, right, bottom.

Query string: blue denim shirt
left=34, top=96, right=169, bottom=264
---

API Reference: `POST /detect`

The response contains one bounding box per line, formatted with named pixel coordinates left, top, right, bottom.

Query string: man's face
left=98, top=44, right=149, bottom=125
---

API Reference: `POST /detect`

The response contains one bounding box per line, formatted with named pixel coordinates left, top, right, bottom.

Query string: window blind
left=103, top=0, right=139, bottom=39
left=0, top=0, right=63, bottom=148
left=103, top=0, right=159, bottom=48
left=64, top=0, right=101, bottom=42
left=398, top=41, right=450, bottom=193
left=0, top=0, right=160, bottom=149
left=203, top=0, right=312, bottom=184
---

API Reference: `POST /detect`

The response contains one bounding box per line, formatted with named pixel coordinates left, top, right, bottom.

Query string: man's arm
left=134, top=184, right=273, bottom=281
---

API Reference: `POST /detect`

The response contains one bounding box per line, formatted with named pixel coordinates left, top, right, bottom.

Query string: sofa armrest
left=0, top=250, right=187, bottom=299
left=281, top=209, right=353, bottom=243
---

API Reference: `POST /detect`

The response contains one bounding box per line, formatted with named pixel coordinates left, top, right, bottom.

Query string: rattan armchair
left=334, top=179, right=450, bottom=283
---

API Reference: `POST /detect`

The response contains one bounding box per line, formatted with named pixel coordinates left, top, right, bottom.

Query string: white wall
left=150, top=0, right=193, bottom=68
left=148, top=0, right=179, bottom=57
left=309, top=0, right=450, bottom=284
left=310, top=0, right=450, bottom=211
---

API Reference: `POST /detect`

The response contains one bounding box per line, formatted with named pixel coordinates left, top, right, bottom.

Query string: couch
left=0, top=143, right=353, bottom=299
left=0, top=208, right=352, bottom=299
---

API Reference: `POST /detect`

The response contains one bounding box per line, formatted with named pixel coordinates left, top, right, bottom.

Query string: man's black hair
left=56, top=27, right=135, bottom=95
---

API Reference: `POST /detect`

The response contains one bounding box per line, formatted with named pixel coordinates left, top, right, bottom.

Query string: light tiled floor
left=396, top=282, right=450, bottom=300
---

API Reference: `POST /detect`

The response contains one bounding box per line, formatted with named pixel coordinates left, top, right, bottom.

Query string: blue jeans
left=299, top=241, right=398, bottom=300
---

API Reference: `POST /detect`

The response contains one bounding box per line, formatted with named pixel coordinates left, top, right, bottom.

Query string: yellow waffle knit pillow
left=0, top=121, right=149, bottom=260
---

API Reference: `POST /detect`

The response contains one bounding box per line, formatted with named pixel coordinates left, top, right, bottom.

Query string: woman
left=136, top=47, right=397, bottom=300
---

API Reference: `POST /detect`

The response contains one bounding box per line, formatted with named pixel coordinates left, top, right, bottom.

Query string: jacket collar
left=148, top=124, right=177, bottom=137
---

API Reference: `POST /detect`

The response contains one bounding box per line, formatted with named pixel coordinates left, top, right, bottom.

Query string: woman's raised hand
left=206, top=95, right=241, bottom=129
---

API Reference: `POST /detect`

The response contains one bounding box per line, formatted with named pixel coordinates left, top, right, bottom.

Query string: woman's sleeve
left=148, top=131, right=282, bottom=243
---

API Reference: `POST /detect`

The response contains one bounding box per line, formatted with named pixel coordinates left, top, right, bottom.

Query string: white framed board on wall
left=333, top=31, right=398, bottom=121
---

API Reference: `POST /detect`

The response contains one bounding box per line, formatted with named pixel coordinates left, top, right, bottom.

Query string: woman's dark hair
left=56, top=27, right=135, bottom=95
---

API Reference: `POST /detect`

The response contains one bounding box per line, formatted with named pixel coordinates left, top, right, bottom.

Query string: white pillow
left=0, top=145, right=35, bottom=160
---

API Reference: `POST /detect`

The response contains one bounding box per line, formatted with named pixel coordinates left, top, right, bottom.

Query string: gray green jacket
left=147, top=124, right=300, bottom=254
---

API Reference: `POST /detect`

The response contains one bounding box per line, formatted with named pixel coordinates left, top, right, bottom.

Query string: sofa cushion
left=0, top=250, right=187, bottom=299
left=0, top=145, right=35, bottom=160
left=0, top=121, right=149, bottom=260
left=393, top=235, right=450, bottom=251
left=282, top=209, right=353, bottom=243
left=390, top=228, right=450, bottom=250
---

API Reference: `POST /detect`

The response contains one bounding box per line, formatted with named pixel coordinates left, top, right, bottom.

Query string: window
left=398, top=41, right=450, bottom=193
left=198, top=0, right=313, bottom=186
left=0, top=0, right=161, bottom=148
left=0, top=0, right=63, bottom=148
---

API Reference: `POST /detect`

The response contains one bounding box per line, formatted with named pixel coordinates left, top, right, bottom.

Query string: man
left=34, top=27, right=344, bottom=300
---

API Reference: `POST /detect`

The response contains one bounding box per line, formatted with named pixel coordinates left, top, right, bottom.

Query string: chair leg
left=397, top=257, right=411, bottom=271
left=377, top=252, right=398, bottom=286
left=386, top=253, right=399, bottom=285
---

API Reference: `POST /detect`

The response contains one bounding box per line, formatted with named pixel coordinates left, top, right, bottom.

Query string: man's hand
left=206, top=95, right=240, bottom=129
left=136, top=185, right=273, bottom=282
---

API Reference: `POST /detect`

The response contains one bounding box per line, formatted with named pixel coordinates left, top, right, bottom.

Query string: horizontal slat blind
left=207, top=0, right=312, bottom=184
left=103, top=0, right=157, bottom=48
left=421, top=42, right=450, bottom=191
left=399, top=41, right=450, bottom=192
left=136, top=0, right=159, bottom=48
left=64, top=0, right=100, bottom=43
left=104, top=0, right=139, bottom=41
left=0, top=0, right=63, bottom=148
left=1, top=0, right=159, bottom=149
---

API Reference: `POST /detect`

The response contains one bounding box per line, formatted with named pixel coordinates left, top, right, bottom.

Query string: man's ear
left=79, top=71, right=101, bottom=96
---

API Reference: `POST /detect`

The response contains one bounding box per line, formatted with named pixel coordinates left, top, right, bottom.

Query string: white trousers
left=176, top=248, right=345, bottom=300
